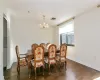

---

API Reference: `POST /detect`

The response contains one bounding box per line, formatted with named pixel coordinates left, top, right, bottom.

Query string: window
left=59, top=20, right=74, bottom=46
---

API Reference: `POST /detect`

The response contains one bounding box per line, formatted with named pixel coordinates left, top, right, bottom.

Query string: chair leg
left=65, top=61, right=67, bottom=70
left=25, top=58, right=28, bottom=64
left=17, top=66, right=19, bottom=74
left=43, top=66, right=45, bottom=75
left=59, top=62, right=61, bottom=72
left=28, top=62, right=32, bottom=78
left=34, top=68, right=36, bottom=79
left=17, top=65, right=20, bottom=75
left=28, top=69, right=31, bottom=78
left=49, top=64, right=51, bottom=74
left=54, top=63, right=57, bottom=72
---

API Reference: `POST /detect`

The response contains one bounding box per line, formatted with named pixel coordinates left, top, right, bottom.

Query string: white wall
left=10, top=17, right=54, bottom=63
left=0, top=0, right=4, bottom=79
left=0, top=12, right=4, bottom=80
left=54, top=7, right=100, bottom=71
left=74, top=7, right=100, bottom=71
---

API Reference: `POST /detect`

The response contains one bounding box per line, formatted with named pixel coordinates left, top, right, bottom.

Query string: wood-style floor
left=4, top=59, right=100, bottom=80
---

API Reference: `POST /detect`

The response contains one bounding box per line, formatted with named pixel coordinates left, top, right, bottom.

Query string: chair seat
left=56, top=56, right=60, bottom=61
left=44, top=58, right=56, bottom=64
left=19, top=58, right=27, bottom=66
left=56, top=56, right=66, bottom=62
left=31, top=60, right=43, bottom=67
left=20, top=55, right=26, bottom=58
left=61, top=57, right=66, bottom=62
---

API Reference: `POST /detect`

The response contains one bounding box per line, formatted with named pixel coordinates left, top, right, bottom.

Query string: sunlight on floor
left=94, top=77, right=100, bottom=80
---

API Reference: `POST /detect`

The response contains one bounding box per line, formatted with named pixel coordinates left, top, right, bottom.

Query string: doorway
left=3, top=17, right=7, bottom=72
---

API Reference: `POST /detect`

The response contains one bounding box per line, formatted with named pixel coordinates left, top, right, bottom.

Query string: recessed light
left=28, top=11, right=30, bottom=13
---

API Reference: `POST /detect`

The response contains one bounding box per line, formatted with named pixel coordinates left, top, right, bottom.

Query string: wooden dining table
left=26, top=49, right=60, bottom=69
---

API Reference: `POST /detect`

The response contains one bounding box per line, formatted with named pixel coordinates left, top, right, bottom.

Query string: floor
left=4, top=59, right=100, bottom=80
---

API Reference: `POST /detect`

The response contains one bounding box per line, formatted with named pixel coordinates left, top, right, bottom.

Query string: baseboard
left=7, top=64, right=12, bottom=69
left=0, top=76, right=4, bottom=80
left=7, top=60, right=16, bottom=69
left=0, top=66, right=5, bottom=80
left=67, top=57, right=100, bottom=71
left=2, top=76, right=4, bottom=80
left=0, top=75, right=4, bottom=80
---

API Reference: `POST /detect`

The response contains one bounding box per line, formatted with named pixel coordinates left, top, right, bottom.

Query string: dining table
left=26, top=49, right=60, bottom=69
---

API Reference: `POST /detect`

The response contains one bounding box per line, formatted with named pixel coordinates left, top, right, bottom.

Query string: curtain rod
left=57, top=17, right=75, bottom=26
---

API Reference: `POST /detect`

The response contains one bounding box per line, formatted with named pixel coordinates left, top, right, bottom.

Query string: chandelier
left=40, top=15, right=49, bottom=28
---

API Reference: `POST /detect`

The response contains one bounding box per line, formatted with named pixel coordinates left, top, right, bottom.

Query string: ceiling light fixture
left=40, top=15, right=49, bottom=28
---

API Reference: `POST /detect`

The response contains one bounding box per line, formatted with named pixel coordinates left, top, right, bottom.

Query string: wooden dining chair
left=46, top=43, right=51, bottom=49
left=60, top=43, right=67, bottom=70
left=40, top=43, right=46, bottom=49
left=31, top=43, right=38, bottom=54
left=31, top=46, right=45, bottom=79
left=45, top=44, right=57, bottom=74
left=15, top=45, right=27, bottom=74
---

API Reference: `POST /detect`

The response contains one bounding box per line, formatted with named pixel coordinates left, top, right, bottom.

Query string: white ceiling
left=6, top=0, right=100, bottom=26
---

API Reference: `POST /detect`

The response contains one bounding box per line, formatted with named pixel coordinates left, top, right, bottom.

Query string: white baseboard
left=7, top=64, right=12, bottom=69
left=0, top=66, right=4, bottom=80
left=67, top=57, right=100, bottom=71
left=0, top=75, right=4, bottom=80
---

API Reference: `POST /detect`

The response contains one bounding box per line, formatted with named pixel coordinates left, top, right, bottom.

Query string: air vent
left=51, top=17, right=56, bottom=20
left=97, top=5, right=100, bottom=8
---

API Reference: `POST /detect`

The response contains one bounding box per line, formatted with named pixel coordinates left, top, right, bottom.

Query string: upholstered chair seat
left=31, top=59, right=43, bottom=67
left=19, top=58, right=27, bottom=66
left=44, top=58, right=56, bottom=64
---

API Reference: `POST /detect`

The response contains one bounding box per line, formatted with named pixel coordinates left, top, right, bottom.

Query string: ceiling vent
left=97, top=5, right=100, bottom=8
left=51, top=17, right=56, bottom=20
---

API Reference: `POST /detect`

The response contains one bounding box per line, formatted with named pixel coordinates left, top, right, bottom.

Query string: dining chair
left=40, top=43, right=46, bottom=49
left=15, top=45, right=27, bottom=74
left=31, top=46, right=45, bottom=79
left=46, top=43, right=51, bottom=49
left=31, top=43, right=38, bottom=54
left=45, top=44, right=57, bottom=74
left=59, top=43, right=67, bottom=70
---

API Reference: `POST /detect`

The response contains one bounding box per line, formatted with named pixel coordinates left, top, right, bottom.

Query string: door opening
left=3, top=17, right=7, bottom=72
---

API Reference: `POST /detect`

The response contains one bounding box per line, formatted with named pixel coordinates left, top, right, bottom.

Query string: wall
left=74, top=7, right=100, bottom=71
left=0, top=0, right=4, bottom=79
left=10, top=17, right=54, bottom=63
left=0, top=12, right=4, bottom=80
left=54, top=7, right=100, bottom=71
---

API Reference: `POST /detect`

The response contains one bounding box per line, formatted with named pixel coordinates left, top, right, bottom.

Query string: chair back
left=46, top=43, right=51, bottom=49
left=34, top=43, right=38, bottom=47
left=15, top=45, right=20, bottom=61
left=34, top=46, right=44, bottom=61
left=48, top=44, right=57, bottom=59
left=60, top=44, right=67, bottom=58
left=31, top=43, right=38, bottom=53
left=40, top=43, right=46, bottom=49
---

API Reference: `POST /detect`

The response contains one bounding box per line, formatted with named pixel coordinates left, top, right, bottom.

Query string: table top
left=26, top=49, right=60, bottom=56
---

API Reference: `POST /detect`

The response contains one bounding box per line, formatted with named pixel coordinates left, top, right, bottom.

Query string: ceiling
left=6, top=0, right=100, bottom=26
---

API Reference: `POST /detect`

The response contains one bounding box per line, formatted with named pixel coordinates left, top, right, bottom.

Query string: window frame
left=59, top=20, right=74, bottom=46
